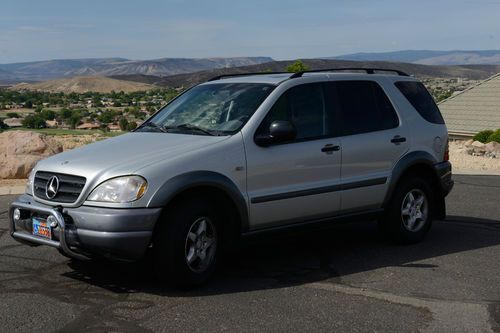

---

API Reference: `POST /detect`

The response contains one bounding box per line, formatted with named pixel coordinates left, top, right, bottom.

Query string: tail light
left=443, top=139, right=449, bottom=161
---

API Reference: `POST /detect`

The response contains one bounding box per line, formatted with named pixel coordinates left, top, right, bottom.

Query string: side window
left=258, top=83, right=330, bottom=141
left=332, top=81, right=399, bottom=136
left=395, top=81, right=445, bottom=124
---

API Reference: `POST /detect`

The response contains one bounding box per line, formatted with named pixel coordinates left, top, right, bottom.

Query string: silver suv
left=10, top=68, right=454, bottom=287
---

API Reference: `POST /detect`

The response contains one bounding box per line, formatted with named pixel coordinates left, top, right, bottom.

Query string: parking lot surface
left=1, top=175, right=499, bottom=332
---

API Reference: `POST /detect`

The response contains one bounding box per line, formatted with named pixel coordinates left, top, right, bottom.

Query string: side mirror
left=255, top=120, right=296, bottom=147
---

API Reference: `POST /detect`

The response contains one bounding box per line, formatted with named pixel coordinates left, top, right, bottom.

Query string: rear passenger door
left=326, top=80, right=408, bottom=212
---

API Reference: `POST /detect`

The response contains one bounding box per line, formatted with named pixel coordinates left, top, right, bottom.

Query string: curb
left=0, top=186, right=25, bottom=196
left=453, top=170, right=500, bottom=176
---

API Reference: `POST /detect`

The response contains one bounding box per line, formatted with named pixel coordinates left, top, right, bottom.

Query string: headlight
left=87, top=176, right=148, bottom=203
left=25, top=169, right=35, bottom=195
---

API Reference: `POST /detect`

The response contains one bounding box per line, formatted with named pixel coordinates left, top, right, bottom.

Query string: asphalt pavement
left=0, top=175, right=499, bottom=332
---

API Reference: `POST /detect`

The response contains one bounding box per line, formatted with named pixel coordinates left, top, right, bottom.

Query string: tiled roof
left=438, top=73, right=500, bottom=134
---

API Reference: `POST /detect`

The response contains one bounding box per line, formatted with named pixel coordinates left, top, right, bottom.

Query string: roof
left=438, top=73, right=500, bottom=134
left=3, top=118, right=23, bottom=127
left=202, top=73, right=291, bottom=85
left=76, top=123, right=100, bottom=129
left=202, top=72, right=413, bottom=86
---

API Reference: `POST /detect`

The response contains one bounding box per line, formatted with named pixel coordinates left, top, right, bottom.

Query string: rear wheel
left=152, top=197, right=221, bottom=288
left=380, top=177, right=435, bottom=244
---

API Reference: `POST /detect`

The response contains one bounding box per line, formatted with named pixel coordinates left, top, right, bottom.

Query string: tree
left=69, top=114, right=82, bottom=129
left=22, top=115, right=46, bottom=129
left=40, top=109, right=56, bottom=120
left=6, top=112, right=19, bottom=118
left=25, top=100, right=33, bottom=108
left=118, top=117, right=129, bottom=131
left=286, top=60, right=310, bottom=73
left=126, top=122, right=137, bottom=131
left=98, top=110, right=116, bottom=124
left=59, top=108, right=73, bottom=120
left=93, top=96, right=103, bottom=107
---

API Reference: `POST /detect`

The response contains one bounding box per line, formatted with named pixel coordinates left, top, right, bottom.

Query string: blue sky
left=0, top=0, right=499, bottom=63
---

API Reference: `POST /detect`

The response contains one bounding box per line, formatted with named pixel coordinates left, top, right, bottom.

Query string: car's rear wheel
left=380, top=177, right=435, bottom=244
left=152, top=196, right=221, bottom=288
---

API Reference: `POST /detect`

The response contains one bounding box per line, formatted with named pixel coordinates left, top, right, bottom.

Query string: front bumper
left=434, top=161, right=454, bottom=196
left=9, top=194, right=162, bottom=261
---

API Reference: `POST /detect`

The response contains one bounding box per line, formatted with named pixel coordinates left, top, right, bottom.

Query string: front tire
left=152, top=196, right=221, bottom=288
left=380, top=177, right=435, bottom=244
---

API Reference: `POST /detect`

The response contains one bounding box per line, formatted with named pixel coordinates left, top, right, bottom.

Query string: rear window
left=395, top=81, right=445, bottom=124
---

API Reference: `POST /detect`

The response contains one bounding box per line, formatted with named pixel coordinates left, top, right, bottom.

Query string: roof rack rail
left=289, top=67, right=410, bottom=78
left=207, top=71, right=292, bottom=82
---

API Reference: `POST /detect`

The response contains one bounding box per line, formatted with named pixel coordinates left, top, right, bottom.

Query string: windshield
left=137, top=83, right=275, bottom=135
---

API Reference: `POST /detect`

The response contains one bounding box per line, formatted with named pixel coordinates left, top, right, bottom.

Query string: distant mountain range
left=6, top=57, right=500, bottom=93
left=3, top=51, right=500, bottom=84
left=330, top=50, right=500, bottom=65
left=9, top=76, right=154, bottom=93
left=0, top=57, right=273, bottom=83
left=112, top=59, right=500, bottom=89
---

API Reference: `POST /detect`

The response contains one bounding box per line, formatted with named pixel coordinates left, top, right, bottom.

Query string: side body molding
left=147, top=171, right=249, bottom=232
left=383, top=151, right=438, bottom=207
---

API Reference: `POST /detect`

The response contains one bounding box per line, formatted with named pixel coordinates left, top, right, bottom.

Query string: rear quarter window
left=330, top=80, right=399, bottom=136
left=395, top=81, right=445, bottom=124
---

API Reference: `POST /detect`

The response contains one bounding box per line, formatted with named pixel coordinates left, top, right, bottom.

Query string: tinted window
left=258, top=83, right=331, bottom=140
left=395, top=81, right=445, bottom=124
left=330, top=81, right=399, bottom=136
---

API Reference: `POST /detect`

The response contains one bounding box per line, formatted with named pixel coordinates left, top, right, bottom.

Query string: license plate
left=32, top=217, right=51, bottom=239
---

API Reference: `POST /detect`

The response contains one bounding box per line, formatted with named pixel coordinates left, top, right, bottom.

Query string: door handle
left=391, top=136, right=406, bottom=144
left=321, top=144, right=340, bottom=153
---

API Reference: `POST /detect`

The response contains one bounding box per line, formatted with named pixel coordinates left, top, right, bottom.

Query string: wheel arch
left=147, top=171, right=249, bottom=234
left=383, top=151, right=446, bottom=219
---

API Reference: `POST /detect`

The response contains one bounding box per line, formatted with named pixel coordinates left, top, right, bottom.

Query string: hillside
left=0, top=57, right=273, bottom=82
left=9, top=76, right=154, bottom=93
left=111, top=59, right=500, bottom=88
left=331, top=50, right=500, bottom=65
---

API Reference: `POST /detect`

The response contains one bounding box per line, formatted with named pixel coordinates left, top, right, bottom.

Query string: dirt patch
left=449, top=140, right=500, bottom=174
left=0, top=179, right=26, bottom=187
left=51, top=134, right=105, bottom=150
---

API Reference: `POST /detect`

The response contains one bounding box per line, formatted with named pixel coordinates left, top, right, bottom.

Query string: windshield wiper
left=164, top=123, right=217, bottom=136
left=137, top=122, right=167, bottom=133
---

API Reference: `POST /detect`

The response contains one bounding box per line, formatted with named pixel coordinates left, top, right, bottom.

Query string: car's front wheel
left=380, top=177, right=435, bottom=244
left=153, top=196, right=221, bottom=288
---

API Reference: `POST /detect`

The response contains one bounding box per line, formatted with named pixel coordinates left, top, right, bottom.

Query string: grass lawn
left=2, top=127, right=124, bottom=137
left=0, top=108, right=36, bottom=115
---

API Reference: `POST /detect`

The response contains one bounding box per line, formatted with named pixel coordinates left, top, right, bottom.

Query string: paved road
left=1, top=175, right=499, bottom=332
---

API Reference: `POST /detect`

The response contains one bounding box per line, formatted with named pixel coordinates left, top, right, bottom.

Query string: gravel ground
left=449, top=140, right=500, bottom=174
left=0, top=179, right=26, bottom=187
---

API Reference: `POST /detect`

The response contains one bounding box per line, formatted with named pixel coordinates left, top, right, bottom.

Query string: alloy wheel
left=184, top=217, right=217, bottom=273
left=401, top=189, right=428, bottom=232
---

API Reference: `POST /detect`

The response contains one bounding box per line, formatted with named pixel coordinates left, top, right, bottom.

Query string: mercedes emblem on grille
left=45, top=176, right=60, bottom=199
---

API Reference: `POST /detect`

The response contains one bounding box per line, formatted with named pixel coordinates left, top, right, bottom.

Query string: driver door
left=244, top=83, right=342, bottom=230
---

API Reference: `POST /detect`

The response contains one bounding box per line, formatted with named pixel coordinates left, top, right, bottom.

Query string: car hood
left=35, top=132, right=229, bottom=180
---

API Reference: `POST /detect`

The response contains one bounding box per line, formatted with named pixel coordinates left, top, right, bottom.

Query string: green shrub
left=286, top=60, right=310, bottom=73
left=487, top=129, right=500, bottom=143
left=473, top=130, right=494, bottom=143
left=22, top=114, right=46, bottom=129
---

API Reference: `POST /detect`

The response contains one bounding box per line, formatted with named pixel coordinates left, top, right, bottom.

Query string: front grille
left=34, top=171, right=86, bottom=203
